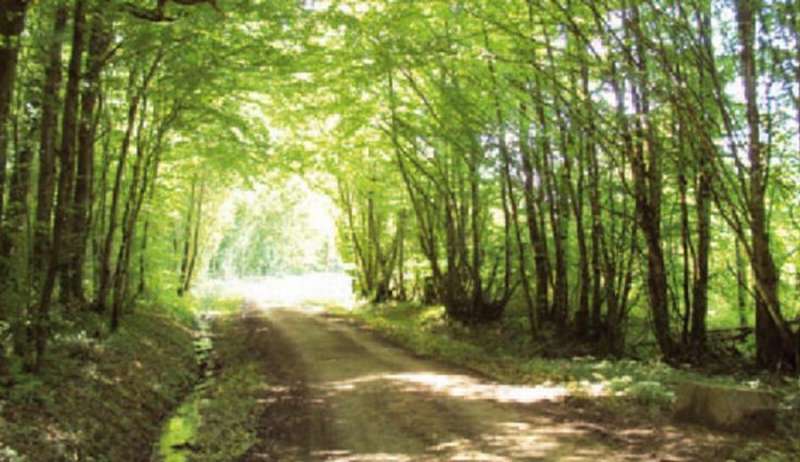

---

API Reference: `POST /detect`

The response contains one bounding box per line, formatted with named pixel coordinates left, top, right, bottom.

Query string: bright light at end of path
left=202, top=273, right=356, bottom=309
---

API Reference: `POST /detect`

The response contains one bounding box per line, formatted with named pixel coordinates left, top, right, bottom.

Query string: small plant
left=0, top=445, right=27, bottom=462
left=626, top=380, right=675, bottom=408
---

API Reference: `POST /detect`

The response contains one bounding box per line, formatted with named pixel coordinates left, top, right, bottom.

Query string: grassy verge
left=0, top=298, right=198, bottom=461
left=183, top=304, right=270, bottom=462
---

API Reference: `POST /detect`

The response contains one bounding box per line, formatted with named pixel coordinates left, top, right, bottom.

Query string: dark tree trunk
left=181, top=180, right=204, bottom=297
left=0, top=0, right=28, bottom=271
left=518, top=107, right=550, bottom=326
left=624, top=5, right=675, bottom=359
left=66, top=10, right=111, bottom=303
left=587, top=122, right=605, bottom=338
left=177, top=177, right=197, bottom=297
left=677, top=127, right=692, bottom=346
left=33, top=4, right=68, bottom=275
left=97, top=67, right=143, bottom=312
left=56, top=0, right=87, bottom=307
left=736, top=0, right=798, bottom=370
left=690, top=146, right=712, bottom=350
left=34, top=0, right=86, bottom=370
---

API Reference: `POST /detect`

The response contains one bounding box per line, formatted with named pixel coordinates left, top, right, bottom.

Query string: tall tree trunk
left=138, top=219, right=149, bottom=296
left=0, top=0, right=28, bottom=277
left=66, top=9, right=111, bottom=303
left=177, top=177, right=197, bottom=297
left=110, top=100, right=150, bottom=331
left=92, top=117, right=112, bottom=291
left=567, top=105, right=590, bottom=336
left=96, top=65, right=144, bottom=312
left=626, top=4, right=675, bottom=359
left=502, top=139, right=538, bottom=337
left=468, top=147, right=484, bottom=316
left=736, top=0, right=798, bottom=370
left=518, top=106, right=549, bottom=325
left=587, top=120, right=605, bottom=338
left=56, top=0, right=87, bottom=307
left=1, top=106, right=34, bottom=268
left=676, top=117, right=693, bottom=346
left=691, top=142, right=712, bottom=350
left=33, top=0, right=86, bottom=370
left=181, top=180, right=205, bottom=296
left=33, top=3, right=68, bottom=275
left=736, top=240, right=749, bottom=328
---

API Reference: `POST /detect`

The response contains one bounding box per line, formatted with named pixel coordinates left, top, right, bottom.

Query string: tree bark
left=518, top=105, right=550, bottom=325
left=66, top=8, right=111, bottom=302
left=0, top=0, right=28, bottom=270
left=177, top=176, right=197, bottom=297
left=625, top=4, right=675, bottom=359
left=33, top=0, right=86, bottom=370
left=56, top=0, right=87, bottom=306
left=736, top=0, right=798, bottom=370
left=33, top=3, right=68, bottom=275
left=96, top=52, right=162, bottom=312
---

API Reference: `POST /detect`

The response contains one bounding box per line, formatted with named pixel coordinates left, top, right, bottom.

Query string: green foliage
left=208, top=176, right=339, bottom=277
left=188, top=365, right=264, bottom=462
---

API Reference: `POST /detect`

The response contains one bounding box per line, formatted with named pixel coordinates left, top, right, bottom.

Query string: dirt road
left=232, top=305, right=732, bottom=461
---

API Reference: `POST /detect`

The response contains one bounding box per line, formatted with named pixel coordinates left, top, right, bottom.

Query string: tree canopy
left=0, top=0, right=799, bottom=376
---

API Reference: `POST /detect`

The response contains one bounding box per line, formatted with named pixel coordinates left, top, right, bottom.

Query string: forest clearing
left=1, top=0, right=800, bottom=460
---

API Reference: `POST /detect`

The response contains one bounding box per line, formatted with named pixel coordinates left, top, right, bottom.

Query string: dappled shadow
left=237, top=307, right=735, bottom=462
left=321, top=371, right=604, bottom=403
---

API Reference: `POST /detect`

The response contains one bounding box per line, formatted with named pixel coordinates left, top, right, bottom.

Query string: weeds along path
left=184, top=301, right=738, bottom=462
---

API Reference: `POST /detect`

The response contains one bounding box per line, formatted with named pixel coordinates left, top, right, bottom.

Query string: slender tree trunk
left=468, top=147, right=484, bottom=316
left=111, top=99, right=150, bottom=331
left=625, top=5, right=675, bottom=359
left=33, top=4, right=68, bottom=275
left=736, top=240, right=749, bottom=327
left=502, top=138, right=538, bottom=337
left=396, top=210, right=407, bottom=301
left=569, top=147, right=590, bottom=337
left=177, top=177, right=197, bottom=296
left=138, top=219, right=149, bottom=296
left=96, top=50, right=161, bottom=312
left=181, top=181, right=205, bottom=296
left=67, top=10, right=111, bottom=303
left=587, top=122, right=605, bottom=338
left=92, top=117, right=111, bottom=291
left=0, top=0, right=28, bottom=276
left=56, top=0, right=87, bottom=307
left=736, top=0, right=798, bottom=370
left=677, top=140, right=693, bottom=346
left=518, top=106, right=549, bottom=325
left=2, top=110, right=34, bottom=267
left=97, top=69, right=141, bottom=312
left=34, top=0, right=86, bottom=370
left=691, top=144, right=712, bottom=350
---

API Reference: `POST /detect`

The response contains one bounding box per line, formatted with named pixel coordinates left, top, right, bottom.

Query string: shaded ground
left=225, top=303, right=737, bottom=462
left=0, top=309, right=197, bottom=462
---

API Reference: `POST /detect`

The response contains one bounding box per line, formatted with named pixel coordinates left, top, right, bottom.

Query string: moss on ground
left=0, top=303, right=197, bottom=462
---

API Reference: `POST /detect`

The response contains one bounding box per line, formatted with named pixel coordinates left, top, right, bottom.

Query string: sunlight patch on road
left=313, top=451, right=413, bottom=461
left=321, top=371, right=606, bottom=404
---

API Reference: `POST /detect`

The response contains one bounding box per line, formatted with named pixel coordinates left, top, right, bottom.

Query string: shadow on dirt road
left=229, top=302, right=733, bottom=462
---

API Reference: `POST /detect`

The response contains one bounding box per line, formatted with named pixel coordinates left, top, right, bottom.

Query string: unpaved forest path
left=231, top=303, right=733, bottom=461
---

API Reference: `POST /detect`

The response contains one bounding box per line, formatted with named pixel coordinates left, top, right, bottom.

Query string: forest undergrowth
left=0, top=296, right=198, bottom=462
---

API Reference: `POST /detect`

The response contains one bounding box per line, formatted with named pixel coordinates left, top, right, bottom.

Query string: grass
left=0, top=297, right=199, bottom=461
left=181, top=305, right=271, bottom=462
